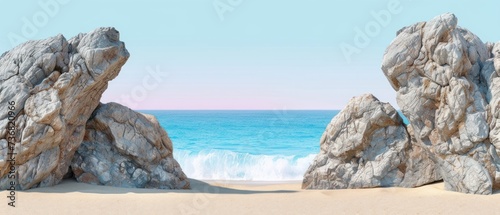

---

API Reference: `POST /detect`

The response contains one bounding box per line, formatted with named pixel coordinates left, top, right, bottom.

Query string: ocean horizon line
left=135, top=109, right=343, bottom=112
left=135, top=109, right=407, bottom=114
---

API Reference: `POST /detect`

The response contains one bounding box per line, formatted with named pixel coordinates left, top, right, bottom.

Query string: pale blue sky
left=1, top=0, right=499, bottom=109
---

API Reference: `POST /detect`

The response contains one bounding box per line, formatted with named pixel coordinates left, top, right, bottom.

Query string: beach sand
left=1, top=179, right=499, bottom=215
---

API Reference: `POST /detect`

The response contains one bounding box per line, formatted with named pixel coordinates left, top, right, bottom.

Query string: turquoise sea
left=140, top=110, right=408, bottom=181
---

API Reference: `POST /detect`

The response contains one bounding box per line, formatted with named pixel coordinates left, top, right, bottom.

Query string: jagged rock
left=0, top=27, right=129, bottom=190
left=401, top=125, right=441, bottom=187
left=302, top=94, right=439, bottom=189
left=382, top=13, right=500, bottom=194
left=71, top=103, right=190, bottom=189
left=440, top=155, right=492, bottom=194
left=484, top=43, right=500, bottom=154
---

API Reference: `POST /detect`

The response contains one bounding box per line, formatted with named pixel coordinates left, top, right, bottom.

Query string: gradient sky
left=2, top=0, right=500, bottom=110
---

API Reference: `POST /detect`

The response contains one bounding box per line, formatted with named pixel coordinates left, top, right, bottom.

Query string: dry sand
left=1, top=179, right=500, bottom=215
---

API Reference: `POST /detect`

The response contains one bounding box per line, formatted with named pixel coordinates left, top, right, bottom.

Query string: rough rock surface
left=485, top=44, right=500, bottom=162
left=71, top=103, right=190, bottom=189
left=382, top=13, right=500, bottom=194
left=302, top=94, right=440, bottom=189
left=0, top=27, right=129, bottom=189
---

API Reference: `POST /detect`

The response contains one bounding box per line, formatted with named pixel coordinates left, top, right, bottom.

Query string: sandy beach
left=1, top=179, right=499, bottom=215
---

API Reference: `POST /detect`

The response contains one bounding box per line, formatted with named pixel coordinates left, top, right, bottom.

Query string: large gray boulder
left=302, top=94, right=440, bottom=189
left=381, top=13, right=500, bottom=194
left=0, top=27, right=129, bottom=189
left=71, top=103, right=190, bottom=189
left=484, top=43, right=500, bottom=159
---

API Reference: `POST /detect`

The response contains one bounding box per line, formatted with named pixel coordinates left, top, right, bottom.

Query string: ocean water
left=140, top=110, right=409, bottom=181
left=139, top=110, right=337, bottom=181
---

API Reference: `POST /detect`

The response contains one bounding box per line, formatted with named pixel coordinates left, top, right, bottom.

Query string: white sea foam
left=173, top=150, right=316, bottom=181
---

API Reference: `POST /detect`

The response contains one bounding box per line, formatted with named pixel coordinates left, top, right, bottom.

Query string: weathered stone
left=440, top=155, right=492, bottom=195
left=399, top=125, right=441, bottom=187
left=0, top=27, right=129, bottom=189
left=302, top=94, right=439, bottom=189
left=71, top=103, right=190, bottom=189
left=382, top=13, right=500, bottom=194
left=484, top=43, right=500, bottom=153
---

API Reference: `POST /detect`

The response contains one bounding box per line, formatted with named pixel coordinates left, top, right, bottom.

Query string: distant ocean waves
left=173, top=149, right=316, bottom=181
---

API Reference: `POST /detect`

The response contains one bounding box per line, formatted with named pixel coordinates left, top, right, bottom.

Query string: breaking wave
left=173, top=149, right=316, bottom=181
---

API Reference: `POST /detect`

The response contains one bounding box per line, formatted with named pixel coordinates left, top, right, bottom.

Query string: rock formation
left=0, top=27, right=129, bottom=189
left=304, top=13, right=500, bottom=194
left=0, top=28, right=189, bottom=190
left=71, top=103, right=190, bottom=189
left=302, top=94, right=440, bottom=189
left=381, top=13, right=499, bottom=194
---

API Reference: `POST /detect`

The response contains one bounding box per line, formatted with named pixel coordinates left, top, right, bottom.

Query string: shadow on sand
left=23, top=178, right=298, bottom=195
